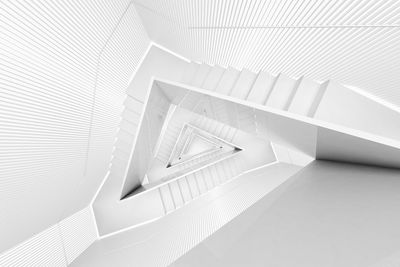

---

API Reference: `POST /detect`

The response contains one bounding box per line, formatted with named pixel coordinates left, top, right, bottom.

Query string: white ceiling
left=134, top=0, right=400, bottom=107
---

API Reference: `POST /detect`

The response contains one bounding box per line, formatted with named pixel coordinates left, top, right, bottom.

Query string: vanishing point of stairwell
left=152, top=108, right=249, bottom=215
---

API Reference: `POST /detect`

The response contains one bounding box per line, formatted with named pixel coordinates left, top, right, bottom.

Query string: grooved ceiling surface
left=134, top=0, right=400, bottom=107
left=0, top=0, right=149, bottom=252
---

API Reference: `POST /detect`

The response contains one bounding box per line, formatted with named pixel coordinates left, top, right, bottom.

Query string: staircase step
left=208, top=120, right=219, bottom=135
left=124, top=96, right=143, bottom=114
left=246, top=71, right=276, bottom=104
left=265, top=73, right=299, bottom=110
left=122, top=109, right=141, bottom=125
left=184, top=176, right=195, bottom=199
left=117, top=129, right=136, bottom=146
left=219, top=161, right=231, bottom=182
left=214, top=123, right=224, bottom=138
left=307, top=80, right=330, bottom=118
left=219, top=125, right=230, bottom=140
left=209, top=165, right=221, bottom=186
left=192, top=63, right=212, bottom=87
left=159, top=185, right=175, bottom=213
left=202, top=65, right=225, bottom=91
left=230, top=68, right=257, bottom=99
left=199, top=118, right=211, bottom=131
left=231, top=157, right=241, bottom=174
left=194, top=172, right=208, bottom=194
left=202, top=169, right=215, bottom=190
left=226, top=127, right=236, bottom=142
left=215, top=67, right=240, bottom=95
left=120, top=119, right=138, bottom=133
left=182, top=62, right=200, bottom=84
left=178, top=179, right=192, bottom=202
left=288, top=76, right=322, bottom=116
left=113, top=147, right=130, bottom=162
left=110, top=156, right=129, bottom=176
left=186, top=174, right=200, bottom=198
left=222, top=160, right=234, bottom=179
left=114, top=138, right=132, bottom=155
left=215, top=162, right=228, bottom=183
left=169, top=181, right=184, bottom=208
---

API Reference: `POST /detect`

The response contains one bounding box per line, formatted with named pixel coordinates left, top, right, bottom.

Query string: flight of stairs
left=154, top=112, right=248, bottom=214
left=156, top=117, right=185, bottom=164
left=182, top=62, right=331, bottom=118
left=109, top=96, right=143, bottom=186
left=157, top=155, right=243, bottom=214
left=191, top=116, right=238, bottom=143
left=161, top=146, right=235, bottom=183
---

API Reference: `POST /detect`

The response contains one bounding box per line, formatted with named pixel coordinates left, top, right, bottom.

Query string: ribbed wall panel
left=0, top=224, right=66, bottom=267
left=0, top=1, right=149, bottom=252
left=70, top=3, right=150, bottom=215
left=59, top=207, right=98, bottom=264
left=0, top=206, right=97, bottom=266
left=134, top=0, right=400, bottom=107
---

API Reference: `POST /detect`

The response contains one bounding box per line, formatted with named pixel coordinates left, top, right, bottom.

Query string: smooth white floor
left=72, top=163, right=301, bottom=266
left=172, top=161, right=400, bottom=267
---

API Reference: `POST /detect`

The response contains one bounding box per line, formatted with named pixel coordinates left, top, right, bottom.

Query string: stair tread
left=230, top=68, right=257, bottom=99
left=215, top=67, right=240, bottom=95
left=195, top=172, right=208, bottom=194
left=159, top=185, right=175, bottom=213
left=192, top=63, right=212, bottom=87
left=179, top=178, right=192, bottom=202
left=246, top=71, right=276, bottom=104
left=265, top=73, right=299, bottom=110
left=168, top=182, right=183, bottom=208
left=288, top=76, right=323, bottom=116
left=124, top=96, right=143, bottom=114
left=203, top=65, right=226, bottom=91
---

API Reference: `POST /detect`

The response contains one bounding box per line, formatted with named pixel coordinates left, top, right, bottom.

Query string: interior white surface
left=71, top=163, right=302, bottom=267
left=133, top=0, right=400, bottom=108
left=2, top=1, right=400, bottom=264
left=172, top=161, right=400, bottom=267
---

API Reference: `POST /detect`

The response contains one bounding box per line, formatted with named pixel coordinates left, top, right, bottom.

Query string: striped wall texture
left=134, top=0, right=400, bottom=107
left=0, top=1, right=149, bottom=252
left=70, top=164, right=301, bottom=266
left=0, top=206, right=97, bottom=266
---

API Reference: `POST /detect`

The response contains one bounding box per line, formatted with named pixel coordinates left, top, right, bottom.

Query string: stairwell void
left=91, top=47, right=400, bottom=239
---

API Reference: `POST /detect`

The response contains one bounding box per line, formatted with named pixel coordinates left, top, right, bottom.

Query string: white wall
left=69, top=163, right=302, bottom=267
left=93, top=46, right=190, bottom=236
left=172, top=161, right=400, bottom=267
left=133, top=0, right=400, bottom=108
left=0, top=206, right=98, bottom=266
left=0, top=1, right=149, bottom=252
left=314, top=82, right=400, bottom=142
